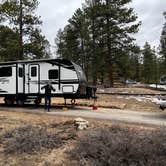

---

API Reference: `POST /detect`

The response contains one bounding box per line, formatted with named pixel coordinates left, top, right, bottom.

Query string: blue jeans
left=45, top=96, right=51, bottom=111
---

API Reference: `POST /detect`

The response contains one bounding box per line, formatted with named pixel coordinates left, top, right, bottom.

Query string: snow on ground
left=149, top=84, right=166, bottom=90
left=118, top=96, right=165, bottom=105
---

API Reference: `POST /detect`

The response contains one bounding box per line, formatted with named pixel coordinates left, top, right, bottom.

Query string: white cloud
left=38, top=0, right=84, bottom=49
left=131, top=0, right=166, bottom=47
left=37, top=0, right=166, bottom=53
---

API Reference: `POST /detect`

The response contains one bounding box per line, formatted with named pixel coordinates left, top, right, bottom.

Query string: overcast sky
left=38, top=0, right=166, bottom=53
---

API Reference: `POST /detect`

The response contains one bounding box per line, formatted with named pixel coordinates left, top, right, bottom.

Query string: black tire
left=34, top=97, right=41, bottom=106
left=159, top=105, right=165, bottom=110
left=71, top=99, right=76, bottom=104
left=4, top=97, right=14, bottom=106
left=17, top=99, right=24, bottom=106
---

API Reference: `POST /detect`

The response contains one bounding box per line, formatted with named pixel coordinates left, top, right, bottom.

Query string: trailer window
left=0, top=67, right=12, bottom=77
left=49, top=70, right=58, bottom=79
left=31, top=67, right=37, bottom=77
left=19, top=68, right=23, bottom=77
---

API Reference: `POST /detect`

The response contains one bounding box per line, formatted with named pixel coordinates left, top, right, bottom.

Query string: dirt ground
left=0, top=87, right=165, bottom=165
left=51, top=95, right=160, bottom=112
left=51, top=87, right=165, bottom=112
left=96, top=87, right=166, bottom=112
left=0, top=110, right=155, bottom=166
left=0, top=88, right=164, bottom=113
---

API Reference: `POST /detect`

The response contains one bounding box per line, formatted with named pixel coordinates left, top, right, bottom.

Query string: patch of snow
left=150, top=98, right=163, bottom=104
left=117, top=96, right=124, bottom=99
left=149, top=84, right=166, bottom=90
left=97, top=89, right=105, bottom=92
left=121, top=96, right=164, bottom=105
left=121, top=91, right=129, bottom=94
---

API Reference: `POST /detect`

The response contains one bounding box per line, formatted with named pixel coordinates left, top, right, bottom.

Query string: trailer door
left=28, top=65, right=40, bottom=94
left=17, top=64, right=24, bottom=93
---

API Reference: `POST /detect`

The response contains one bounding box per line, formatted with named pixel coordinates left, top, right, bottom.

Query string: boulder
left=74, top=118, right=89, bottom=130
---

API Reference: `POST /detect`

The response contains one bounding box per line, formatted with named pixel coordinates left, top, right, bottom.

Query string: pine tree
left=0, top=25, right=19, bottom=61
left=142, top=42, right=157, bottom=84
left=55, top=0, right=140, bottom=86
left=0, top=0, right=50, bottom=60
left=24, top=28, right=50, bottom=59
left=82, top=0, right=140, bottom=86
left=84, top=0, right=108, bottom=85
left=66, top=25, right=80, bottom=62
left=55, top=29, right=65, bottom=58
left=69, top=8, right=94, bottom=80
left=153, top=48, right=160, bottom=85
left=100, top=0, right=140, bottom=86
left=129, top=46, right=141, bottom=81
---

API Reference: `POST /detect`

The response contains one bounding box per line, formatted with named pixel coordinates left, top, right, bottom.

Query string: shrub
left=1, top=122, right=77, bottom=154
left=71, top=125, right=166, bottom=166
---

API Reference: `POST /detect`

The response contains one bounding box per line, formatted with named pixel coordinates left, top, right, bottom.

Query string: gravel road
left=49, top=107, right=166, bottom=126
left=0, top=105, right=166, bottom=126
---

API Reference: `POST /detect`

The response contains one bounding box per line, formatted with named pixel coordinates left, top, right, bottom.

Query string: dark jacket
left=41, top=84, right=55, bottom=96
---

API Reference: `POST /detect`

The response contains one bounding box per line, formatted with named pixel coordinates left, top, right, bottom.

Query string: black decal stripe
left=48, top=62, right=75, bottom=71
left=61, top=79, right=79, bottom=82
left=30, top=79, right=79, bottom=83
left=29, top=79, right=80, bottom=86
left=0, top=89, right=8, bottom=93
left=60, top=82, right=79, bottom=84
left=30, top=81, right=79, bottom=85
left=0, top=91, right=8, bottom=93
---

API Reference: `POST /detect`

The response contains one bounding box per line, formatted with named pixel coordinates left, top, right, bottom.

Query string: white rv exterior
left=0, top=59, right=90, bottom=105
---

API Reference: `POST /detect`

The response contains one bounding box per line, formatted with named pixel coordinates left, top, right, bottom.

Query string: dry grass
left=46, top=88, right=163, bottom=112
left=0, top=111, right=78, bottom=165
left=51, top=93, right=161, bottom=112
left=0, top=121, right=77, bottom=154
left=0, top=109, right=165, bottom=165
left=70, top=125, right=166, bottom=166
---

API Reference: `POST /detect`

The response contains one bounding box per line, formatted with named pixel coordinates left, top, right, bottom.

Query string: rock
left=74, top=118, right=89, bottom=130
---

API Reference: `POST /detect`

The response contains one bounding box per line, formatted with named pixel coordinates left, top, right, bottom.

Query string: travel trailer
left=0, top=59, right=96, bottom=105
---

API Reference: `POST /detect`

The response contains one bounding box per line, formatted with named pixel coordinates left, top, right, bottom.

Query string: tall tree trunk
left=92, top=16, right=97, bottom=85
left=108, top=61, right=113, bottom=87
left=106, top=23, right=113, bottom=87
left=106, top=0, right=113, bottom=87
left=81, top=37, right=89, bottom=81
left=81, top=37, right=85, bottom=69
left=136, top=59, right=140, bottom=81
left=100, top=71, right=104, bottom=85
left=19, top=0, right=23, bottom=60
left=86, top=63, right=89, bottom=81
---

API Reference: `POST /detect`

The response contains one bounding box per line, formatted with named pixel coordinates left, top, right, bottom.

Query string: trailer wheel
left=159, top=105, right=165, bottom=111
left=17, top=99, right=24, bottom=106
left=34, top=98, right=41, bottom=106
left=4, top=97, right=14, bottom=105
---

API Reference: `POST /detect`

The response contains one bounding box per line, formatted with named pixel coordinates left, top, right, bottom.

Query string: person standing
left=41, top=82, right=55, bottom=112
